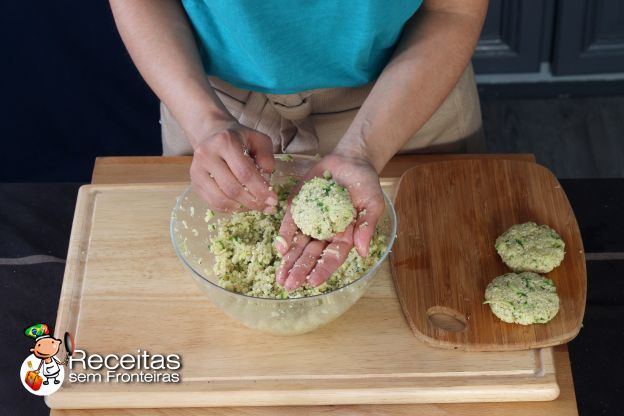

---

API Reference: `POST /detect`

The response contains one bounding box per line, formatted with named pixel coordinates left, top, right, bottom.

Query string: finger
left=353, top=195, right=385, bottom=257
left=245, top=131, right=276, bottom=176
left=283, top=240, right=327, bottom=291
left=210, top=158, right=267, bottom=212
left=191, top=150, right=248, bottom=211
left=308, top=225, right=354, bottom=287
left=190, top=168, right=239, bottom=212
left=223, top=141, right=278, bottom=208
left=275, top=176, right=306, bottom=254
left=276, top=207, right=298, bottom=255
left=276, top=233, right=310, bottom=286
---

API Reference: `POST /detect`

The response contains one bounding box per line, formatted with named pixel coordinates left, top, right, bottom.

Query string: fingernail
left=264, top=206, right=277, bottom=215
left=276, top=274, right=285, bottom=286
left=275, top=236, right=288, bottom=253
left=265, top=196, right=278, bottom=206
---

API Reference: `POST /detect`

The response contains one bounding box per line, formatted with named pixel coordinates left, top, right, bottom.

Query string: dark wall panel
left=553, top=0, right=624, bottom=75
left=473, top=0, right=551, bottom=74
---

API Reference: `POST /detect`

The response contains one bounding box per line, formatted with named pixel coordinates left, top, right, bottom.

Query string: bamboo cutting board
left=47, top=181, right=559, bottom=409
left=390, top=159, right=586, bottom=351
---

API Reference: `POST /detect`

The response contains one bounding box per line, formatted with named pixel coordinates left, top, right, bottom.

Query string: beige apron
left=161, top=64, right=483, bottom=156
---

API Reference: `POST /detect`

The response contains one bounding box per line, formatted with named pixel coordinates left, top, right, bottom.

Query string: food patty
left=495, top=222, right=565, bottom=273
left=291, top=176, right=356, bottom=240
left=484, top=272, right=560, bottom=325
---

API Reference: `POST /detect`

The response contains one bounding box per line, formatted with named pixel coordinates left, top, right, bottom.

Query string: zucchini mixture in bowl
left=210, top=178, right=386, bottom=299
left=170, top=154, right=397, bottom=335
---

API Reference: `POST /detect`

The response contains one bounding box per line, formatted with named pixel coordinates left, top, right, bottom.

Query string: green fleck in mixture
left=276, top=154, right=294, bottom=162
left=209, top=179, right=386, bottom=299
left=291, top=177, right=356, bottom=240
left=495, top=222, right=565, bottom=273
left=484, top=272, right=559, bottom=325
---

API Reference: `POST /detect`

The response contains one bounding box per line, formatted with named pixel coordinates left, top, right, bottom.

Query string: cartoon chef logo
left=20, top=323, right=72, bottom=396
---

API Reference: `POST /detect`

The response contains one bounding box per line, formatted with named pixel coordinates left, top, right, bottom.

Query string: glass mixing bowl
left=170, top=155, right=397, bottom=335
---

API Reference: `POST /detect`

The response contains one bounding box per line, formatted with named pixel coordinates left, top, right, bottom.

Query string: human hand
left=189, top=119, right=278, bottom=213
left=275, top=152, right=385, bottom=290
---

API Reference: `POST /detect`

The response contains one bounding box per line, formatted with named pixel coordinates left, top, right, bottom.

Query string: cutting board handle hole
left=427, top=306, right=467, bottom=332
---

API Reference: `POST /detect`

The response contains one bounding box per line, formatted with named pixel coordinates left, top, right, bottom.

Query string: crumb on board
left=204, top=209, right=214, bottom=222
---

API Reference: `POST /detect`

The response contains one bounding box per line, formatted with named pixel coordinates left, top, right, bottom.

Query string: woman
left=110, top=0, right=488, bottom=290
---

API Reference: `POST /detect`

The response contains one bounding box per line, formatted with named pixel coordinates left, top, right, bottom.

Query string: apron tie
left=267, top=92, right=318, bottom=155
left=228, top=88, right=320, bottom=155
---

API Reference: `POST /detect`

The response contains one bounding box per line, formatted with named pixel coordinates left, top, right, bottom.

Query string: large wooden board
left=47, top=180, right=559, bottom=409
left=390, top=159, right=586, bottom=351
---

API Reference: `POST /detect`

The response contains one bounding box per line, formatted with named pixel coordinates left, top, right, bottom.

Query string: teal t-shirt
left=181, top=0, right=423, bottom=94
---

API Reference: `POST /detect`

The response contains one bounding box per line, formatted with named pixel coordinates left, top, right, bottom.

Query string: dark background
left=2, top=0, right=624, bottom=182
left=0, top=2, right=161, bottom=182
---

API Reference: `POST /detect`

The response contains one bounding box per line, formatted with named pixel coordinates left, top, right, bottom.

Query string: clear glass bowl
left=170, top=155, right=397, bottom=335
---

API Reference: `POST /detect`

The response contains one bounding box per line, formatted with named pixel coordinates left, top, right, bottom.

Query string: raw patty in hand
left=291, top=177, right=355, bottom=240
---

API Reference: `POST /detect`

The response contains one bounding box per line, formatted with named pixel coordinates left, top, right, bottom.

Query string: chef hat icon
left=24, top=324, right=51, bottom=341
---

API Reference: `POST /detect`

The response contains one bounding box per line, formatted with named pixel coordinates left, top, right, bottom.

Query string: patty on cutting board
left=495, top=222, right=565, bottom=273
left=484, top=272, right=560, bottom=325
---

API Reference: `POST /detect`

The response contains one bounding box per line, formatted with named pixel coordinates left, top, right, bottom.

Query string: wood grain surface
left=46, top=178, right=558, bottom=409
left=49, top=154, right=578, bottom=416
left=49, top=342, right=577, bottom=416
left=390, top=159, right=586, bottom=351
left=91, top=154, right=536, bottom=184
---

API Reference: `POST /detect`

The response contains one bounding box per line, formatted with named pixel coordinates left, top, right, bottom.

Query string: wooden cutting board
left=46, top=181, right=559, bottom=409
left=390, top=159, right=586, bottom=351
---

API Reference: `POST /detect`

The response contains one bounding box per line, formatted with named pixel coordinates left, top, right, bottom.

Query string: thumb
left=245, top=130, right=276, bottom=175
